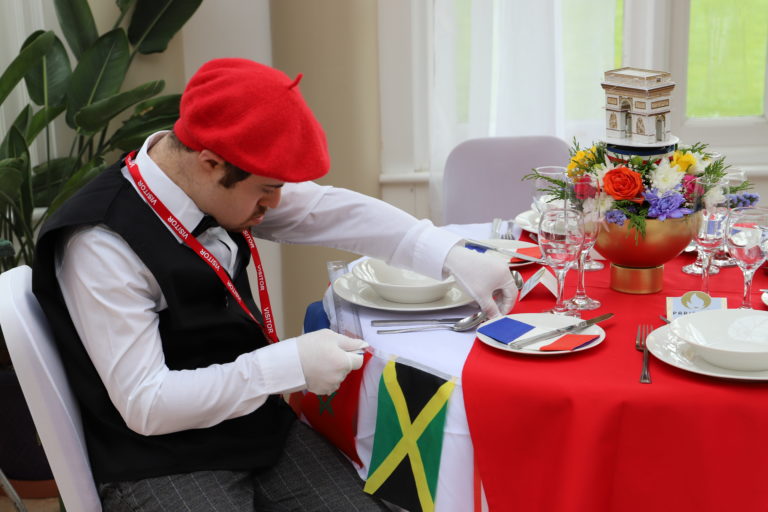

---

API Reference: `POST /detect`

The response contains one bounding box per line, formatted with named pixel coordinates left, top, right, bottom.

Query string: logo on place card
left=666, top=291, right=727, bottom=320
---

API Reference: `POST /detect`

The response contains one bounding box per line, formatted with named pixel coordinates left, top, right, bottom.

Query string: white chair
left=441, top=135, right=570, bottom=224
left=0, top=266, right=102, bottom=512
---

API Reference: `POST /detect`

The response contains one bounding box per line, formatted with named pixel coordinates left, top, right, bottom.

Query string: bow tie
left=192, top=215, right=219, bottom=236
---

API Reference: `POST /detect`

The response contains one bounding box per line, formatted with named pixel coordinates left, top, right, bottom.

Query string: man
left=33, top=58, right=516, bottom=511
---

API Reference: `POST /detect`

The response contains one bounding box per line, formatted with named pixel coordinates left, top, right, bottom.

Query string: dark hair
left=168, top=131, right=250, bottom=188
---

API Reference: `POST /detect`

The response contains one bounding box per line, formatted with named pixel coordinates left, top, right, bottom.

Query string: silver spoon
left=511, top=270, right=524, bottom=290
left=376, top=311, right=486, bottom=334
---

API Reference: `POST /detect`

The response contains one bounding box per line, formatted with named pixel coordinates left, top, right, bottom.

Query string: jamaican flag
left=364, top=360, right=455, bottom=512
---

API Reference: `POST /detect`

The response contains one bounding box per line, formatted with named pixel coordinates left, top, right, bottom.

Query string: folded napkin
left=478, top=317, right=598, bottom=351
left=508, top=246, right=542, bottom=263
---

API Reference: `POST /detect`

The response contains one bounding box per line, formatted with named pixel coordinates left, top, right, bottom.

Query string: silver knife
left=371, top=318, right=465, bottom=327
left=508, top=312, right=614, bottom=350
left=465, top=239, right=544, bottom=263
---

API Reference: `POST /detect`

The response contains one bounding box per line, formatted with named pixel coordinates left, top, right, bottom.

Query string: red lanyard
left=125, top=151, right=279, bottom=343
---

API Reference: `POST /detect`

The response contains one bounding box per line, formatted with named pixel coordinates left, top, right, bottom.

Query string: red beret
left=174, top=58, right=330, bottom=182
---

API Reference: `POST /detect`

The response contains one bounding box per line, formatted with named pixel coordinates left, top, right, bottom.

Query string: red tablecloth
left=463, top=253, right=768, bottom=512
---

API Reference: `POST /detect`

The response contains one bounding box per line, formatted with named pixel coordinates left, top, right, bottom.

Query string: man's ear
left=197, top=149, right=227, bottom=176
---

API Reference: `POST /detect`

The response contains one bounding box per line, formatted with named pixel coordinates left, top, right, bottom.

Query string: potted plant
left=0, top=0, right=202, bottom=500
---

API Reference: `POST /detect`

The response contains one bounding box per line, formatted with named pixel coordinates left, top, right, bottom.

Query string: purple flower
left=728, top=192, right=760, bottom=208
left=605, top=209, right=627, bottom=225
left=644, top=189, right=692, bottom=221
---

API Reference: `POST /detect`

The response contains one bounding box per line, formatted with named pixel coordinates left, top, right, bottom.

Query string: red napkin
left=539, top=333, right=599, bottom=351
left=509, top=246, right=542, bottom=263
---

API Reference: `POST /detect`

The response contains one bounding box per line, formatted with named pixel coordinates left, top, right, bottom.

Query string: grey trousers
left=98, top=421, right=389, bottom=511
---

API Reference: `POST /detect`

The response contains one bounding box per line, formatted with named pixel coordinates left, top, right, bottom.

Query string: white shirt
left=56, top=132, right=461, bottom=436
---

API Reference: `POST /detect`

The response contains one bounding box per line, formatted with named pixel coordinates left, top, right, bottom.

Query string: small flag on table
left=364, top=360, right=455, bottom=512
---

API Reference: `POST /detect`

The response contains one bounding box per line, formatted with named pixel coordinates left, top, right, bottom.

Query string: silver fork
left=635, top=324, right=652, bottom=384
left=501, top=221, right=516, bottom=240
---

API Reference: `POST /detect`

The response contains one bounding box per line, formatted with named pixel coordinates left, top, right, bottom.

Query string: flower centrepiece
left=524, top=140, right=759, bottom=293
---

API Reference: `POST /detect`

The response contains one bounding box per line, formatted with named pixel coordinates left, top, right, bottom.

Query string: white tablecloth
left=322, top=223, right=496, bottom=511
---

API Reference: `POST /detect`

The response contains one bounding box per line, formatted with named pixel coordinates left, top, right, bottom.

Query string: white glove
left=444, top=245, right=518, bottom=319
left=296, top=329, right=366, bottom=395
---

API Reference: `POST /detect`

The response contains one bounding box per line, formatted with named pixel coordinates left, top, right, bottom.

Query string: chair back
left=0, top=266, right=102, bottom=512
left=441, top=135, right=570, bottom=224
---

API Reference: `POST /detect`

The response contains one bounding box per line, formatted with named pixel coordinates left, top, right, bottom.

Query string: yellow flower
left=672, top=150, right=697, bottom=174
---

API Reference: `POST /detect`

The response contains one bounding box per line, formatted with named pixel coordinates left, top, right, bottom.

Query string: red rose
left=603, top=166, right=644, bottom=203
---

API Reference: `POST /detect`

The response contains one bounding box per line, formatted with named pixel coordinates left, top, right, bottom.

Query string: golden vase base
left=610, top=263, right=664, bottom=294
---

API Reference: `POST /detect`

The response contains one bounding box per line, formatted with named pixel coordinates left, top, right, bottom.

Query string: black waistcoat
left=32, top=160, right=295, bottom=483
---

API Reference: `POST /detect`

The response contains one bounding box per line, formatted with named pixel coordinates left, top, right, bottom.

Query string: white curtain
left=429, top=0, right=620, bottom=222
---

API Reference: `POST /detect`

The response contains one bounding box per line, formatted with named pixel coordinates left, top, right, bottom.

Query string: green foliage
left=0, top=0, right=199, bottom=274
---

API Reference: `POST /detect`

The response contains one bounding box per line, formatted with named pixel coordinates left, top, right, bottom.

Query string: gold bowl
left=594, top=215, right=699, bottom=293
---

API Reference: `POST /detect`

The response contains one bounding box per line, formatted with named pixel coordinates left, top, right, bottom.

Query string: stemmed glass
left=538, top=208, right=584, bottom=315
left=712, top=167, right=747, bottom=268
left=725, top=207, right=768, bottom=309
left=691, top=177, right=729, bottom=295
left=565, top=175, right=602, bottom=310
left=532, top=166, right=568, bottom=213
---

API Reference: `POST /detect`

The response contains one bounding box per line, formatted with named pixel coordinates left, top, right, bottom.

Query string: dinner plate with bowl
left=332, top=259, right=473, bottom=312
left=668, top=309, right=768, bottom=372
left=514, top=209, right=540, bottom=234
left=646, top=323, right=768, bottom=381
left=475, top=312, right=605, bottom=356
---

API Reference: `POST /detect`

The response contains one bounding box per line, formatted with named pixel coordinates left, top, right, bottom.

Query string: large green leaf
left=108, top=93, right=180, bottom=150
left=110, top=115, right=178, bottom=151
left=22, top=31, right=72, bottom=106
left=46, top=158, right=107, bottom=215
left=32, top=157, right=78, bottom=207
left=53, top=0, right=98, bottom=59
left=132, top=93, right=181, bottom=118
left=74, top=80, right=165, bottom=133
left=26, top=105, right=66, bottom=143
left=116, top=0, right=136, bottom=15
left=0, top=164, right=25, bottom=210
left=127, top=0, right=203, bottom=54
left=65, top=29, right=130, bottom=129
left=0, top=31, right=55, bottom=106
left=1, top=129, right=33, bottom=227
left=0, top=106, right=31, bottom=159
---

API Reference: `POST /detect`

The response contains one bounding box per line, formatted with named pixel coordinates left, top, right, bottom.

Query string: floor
left=0, top=497, right=60, bottom=512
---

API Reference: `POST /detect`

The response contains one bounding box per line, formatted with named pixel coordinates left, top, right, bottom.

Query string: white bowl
left=670, top=309, right=768, bottom=371
left=352, top=259, right=455, bottom=304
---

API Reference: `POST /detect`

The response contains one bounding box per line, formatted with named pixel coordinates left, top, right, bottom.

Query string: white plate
left=332, top=273, right=474, bottom=312
left=762, top=292, right=768, bottom=308
left=670, top=309, right=768, bottom=350
left=476, top=313, right=605, bottom=355
left=472, top=238, right=539, bottom=268
left=514, top=210, right=540, bottom=233
left=647, top=325, right=768, bottom=381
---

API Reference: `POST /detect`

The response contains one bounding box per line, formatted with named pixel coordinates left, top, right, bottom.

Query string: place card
left=665, top=291, right=727, bottom=320
left=519, top=267, right=558, bottom=300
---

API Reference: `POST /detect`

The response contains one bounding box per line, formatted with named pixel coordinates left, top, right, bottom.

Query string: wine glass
left=691, top=177, right=729, bottom=295
left=725, top=207, right=768, bottom=309
left=713, top=167, right=747, bottom=268
left=532, top=166, right=568, bottom=213
left=538, top=208, right=584, bottom=315
left=565, top=175, right=602, bottom=310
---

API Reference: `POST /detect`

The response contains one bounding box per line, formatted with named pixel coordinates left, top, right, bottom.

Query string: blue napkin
left=477, top=317, right=535, bottom=345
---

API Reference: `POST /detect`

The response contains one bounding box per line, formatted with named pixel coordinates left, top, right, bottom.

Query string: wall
left=270, top=0, right=382, bottom=337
